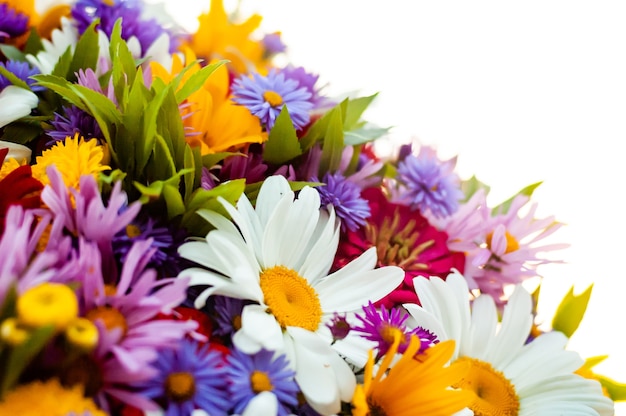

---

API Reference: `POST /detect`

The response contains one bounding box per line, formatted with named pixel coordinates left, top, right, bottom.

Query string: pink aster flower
left=465, top=194, right=568, bottom=304
left=334, top=187, right=465, bottom=309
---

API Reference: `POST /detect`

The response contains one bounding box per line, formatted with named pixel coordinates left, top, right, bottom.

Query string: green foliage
left=0, top=116, right=48, bottom=144
left=551, top=284, right=593, bottom=338
left=491, top=181, right=542, bottom=215
left=0, top=44, right=26, bottom=62
left=461, top=175, right=491, bottom=202
left=263, top=106, right=302, bottom=164
left=0, top=65, right=30, bottom=90
left=579, top=356, right=626, bottom=401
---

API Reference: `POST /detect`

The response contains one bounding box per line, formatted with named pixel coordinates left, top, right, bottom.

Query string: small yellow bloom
left=17, top=283, right=79, bottom=331
left=0, top=157, right=27, bottom=181
left=32, top=133, right=110, bottom=190
left=65, top=318, right=99, bottom=352
left=0, top=318, right=30, bottom=346
left=0, top=378, right=107, bottom=416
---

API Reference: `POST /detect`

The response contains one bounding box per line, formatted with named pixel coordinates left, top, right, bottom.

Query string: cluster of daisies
left=0, top=0, right=621, bottom=415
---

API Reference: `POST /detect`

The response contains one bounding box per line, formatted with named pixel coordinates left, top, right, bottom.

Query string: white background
left=153, top=0, right=626, bottom=412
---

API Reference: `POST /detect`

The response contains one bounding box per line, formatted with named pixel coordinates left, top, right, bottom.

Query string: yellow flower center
left=259, top=265, right=322, bottom=331
left=486, top=230, right=519, bottom=254
left=263, top=90, right=284, bottom=107
left=250, top=370, right=274, bottom=393
left=85, top=306, right=128, bottom=336
left=65, top=318, right=99, bottom=352
left=232, top=315, right=242, bottom=331
left=365, top=208, right=434, bottom=270
left=17, top=283, right=79, bottom=331
left=125, top=224, right=142, bottom=238
left=452, top=357, right=519, bottom=416
left=380, top=324, right=404, bottom=346
left=0, top=318, right=30, bottom=346
left=165, top=372, right=196, bottom=402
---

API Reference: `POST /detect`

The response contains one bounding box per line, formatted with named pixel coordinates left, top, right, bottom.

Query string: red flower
left=334, top=187, right=465, bottom=309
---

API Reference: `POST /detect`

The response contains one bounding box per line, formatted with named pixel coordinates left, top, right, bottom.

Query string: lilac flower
left=46, top=105, right=104, bottom=144
left=0, top=3, right=29, bottom=39
left=231, top=70, right=313, bottom=131
left=395, top=145, right=464, bottom=218
left=314, top=171, right=370, bottom=232
left=0, top=61, right=43, bottom=92
left=262, top=32, right=286, bottom=55
left=136, top=339, right=230, bottom=416
left=71, top=0, right=178, bottom=54
left=353, top=302, right=438, bottom=358
left=282, top=65, right=333, bottom=109
left=227, top=348, right=299, bottom=416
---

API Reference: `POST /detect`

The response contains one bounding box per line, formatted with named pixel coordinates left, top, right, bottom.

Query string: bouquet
left=0, top=0, right=624, bottom=415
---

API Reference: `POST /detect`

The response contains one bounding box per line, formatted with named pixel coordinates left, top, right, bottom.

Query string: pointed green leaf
left=23, top=28, right=43, bottom=56
left=201, top=152, right=240, bottom=168
left=0, top=286, right=17, bottom=321
left=551, top=284, right=593, bottom=338
left=343, top=93, right=378, bottom=130
left=262, top=106, right=302, bottom=164
left=0, top=45, right=26, bottom=62
left=461, top=175, right=491, bottom=202
left=318, top=106, right=344, bottom=175
left=0, top=65, right=30, bottom=90
left=492, top=181, right=542, bottom=215
left=344, top=125, right=391, bottom=146
left=598, top=375, right=626, bottom=401
left=109, top=19, right=138, bottom=93
left=51, top=46, right=73, bottom=78
left=174, top=60, right=227, bottom=103
left=68, top=21, right=100, bottom=79
left=162, top=183, right=186, bottom=219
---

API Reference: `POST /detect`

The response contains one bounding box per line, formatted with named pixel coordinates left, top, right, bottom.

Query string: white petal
left=255, top=175, right=293, bottom=226
left=241, top=392, right=279, bottom=416
left=0, top=87, right=38, bottom=128
left=235, top=304, right=285, bottom=352
left=464, top=294, right=497, bottom=360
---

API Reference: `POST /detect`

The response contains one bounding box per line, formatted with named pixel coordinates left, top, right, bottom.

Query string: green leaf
left=68, top=20, right=100, bottom=80
left=0, top=325, right=56, bottom=395
left=0, top=66, right=30, bottom=90
left=0, top=286, right=17, bottom=322
left=262, top=106, right=302, bottom=164
left=343, top=93, right=378, bottom=130
left=23, top=28, right=43, bottom=56
left=551, top=284, right=593, bottom=338
left=0, top=119, right=44, bottom=145
left=51, top=46, right=73, bottom=79
left=0, top=45, right=26, bottom=62
left=162, top=183, right=186, bottom=219
left=461, top=175, right=491, bottom=202
left=201, top=152, right=239, bottom=168
left=318, top=106, right=344, bottom=175
left=491, top=181, right=542, bottom=215
left=598, top=375, right=626, bottom=401
left=109, top=19, right=138, bottom=93
left=174, top=60, right=227, bottom=103
left=344, top=125, right=391, bottom=146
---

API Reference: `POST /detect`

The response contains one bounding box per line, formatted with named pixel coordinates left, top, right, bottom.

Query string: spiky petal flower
left=46, top=106, right=104, bottom=145
left=393, top=145, right=464, bottom=218
left=227, top=348, right=299, bottom=416
left=334, top=187, right=465, bottom=309
left=231, top=70, right=313, bottom=131
left=0, top=60, right=43, bottom=92
left=0, top=2, right=30, bottom=40
left=315, top=171, right=371, bottom=232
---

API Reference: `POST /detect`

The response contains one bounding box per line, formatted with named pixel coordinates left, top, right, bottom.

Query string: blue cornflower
left=227, top=348, right=299, bottom=416
left=0, top=4, right=29, bottom=39
left=0, top=61, right=43, bottom=92
left=46, top=106, right=103, bottom=144
left=353, top=301, right=438, bottom=358
left=315, top=171, right=371, bottom=232
left=231, top=70, right=313, bottom=131
left=396, top=145, right=464, bottom=218
left=71, top=0, right=178, bottom=54
left=135, top=339, right=230, bottom=416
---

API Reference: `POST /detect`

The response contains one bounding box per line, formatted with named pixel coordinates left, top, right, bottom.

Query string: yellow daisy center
left=452, top=357, right=520, bottom=416
left=65, top=317, right=99, bottom=352
left=259, top=265, right=322, bottom=331
left=85, top=306, right=128, bottom=336
left=250, top=370, right=274, bottom=393
left=486, top=230, right=519, bottom=254
left=17, top=283, right=79, bottom=331
left=125, top=224, right=142, bottom=238
left=380, top=324, right=404, bottom=346
left=165, top=372, right=196, bottom=402
left=263, top=90, right=284, bottom=107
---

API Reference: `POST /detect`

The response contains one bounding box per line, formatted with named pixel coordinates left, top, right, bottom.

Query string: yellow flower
left=65, top=318, right=99, bottom=352
left=0, top=157, right=26, bottom=181
left=0, top=318, right=30, bottom=346
left=151, top=48, right=266, bottom=155
left=352, top=334, right=472, bottom=416
left=32, top=134, right=110, bottom=190
left=17, top=283, right=78, bottom=331
left=0, top=378, right=106, bottom=416
left=185, top=0, right=268, bottom=74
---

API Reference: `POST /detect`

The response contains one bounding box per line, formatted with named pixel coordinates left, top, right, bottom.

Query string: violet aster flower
left=395, top=145, right=464, bottom=218
left=282, top=65, right=333, bottom=109
left=0, top=61, right=43, bottom=92
left=72, top=0, right=178, bottom=54
left=212, top=295, right=250, bottom=338
left=353, top=301, right=438, bottom=358
left=262, top=32, right=286, bottom=55
left=0, top=3, right=29, bottom=39
left=314, top=171, right=370, bottom=232
left=231, top=70, right=313, bottom=131
left=135, top=338, right=230, bottom=416
left=227, top=348, right=299, bottom=416
left=46, top=105, right=104, bottom=144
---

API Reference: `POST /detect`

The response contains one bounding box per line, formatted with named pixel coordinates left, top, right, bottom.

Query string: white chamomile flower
left=26, top=17, right=79, bottom=74
left=404, top=271, right=614, bottom=416
left=178, top=175, right=404, bottom=415
left=0, top=86, right=38, bottom=129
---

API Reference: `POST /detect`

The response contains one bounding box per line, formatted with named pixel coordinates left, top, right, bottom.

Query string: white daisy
left=26, top=17, right=79, bottom=75
left=0, top=86, right=38, bottom=129
left=178, top=175, right=404, bottom=415
left=404, top=272, right=614, bottom=416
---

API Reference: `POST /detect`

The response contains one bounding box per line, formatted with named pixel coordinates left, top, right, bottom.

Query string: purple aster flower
left=0, top=3, right=29, bottom=39
left=353, top=301, right=438, bottom=358
left=394, top=145, right=464, bottom=218
left=227, top=348, right=299, bottom=416
left=325, top=312, right=351, bottom=342
left=71, top=0, right=178, bottom=54
left=282, top=65, right=333, bottom=109
left=314, top=171, right=370, bottom=232
left=212, top=295, right=250, bottom=338
left=135, top=338, right=230, bottom=416
left=231, top=70, right=313, bottom=131
left=46, top=105, right=104, bottom=144
left=262, top=32, right=287, bottom=55
left=0, top=61, right=43, bottom=92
